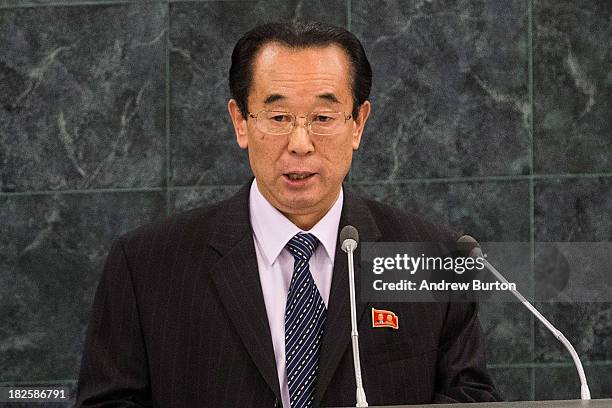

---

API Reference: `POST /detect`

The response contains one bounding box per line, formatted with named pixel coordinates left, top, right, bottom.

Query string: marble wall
left=0, top=0, right=610, bottom=404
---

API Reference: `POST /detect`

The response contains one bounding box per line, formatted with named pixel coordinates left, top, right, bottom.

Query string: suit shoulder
left=360, top=196, right=457, bottom=242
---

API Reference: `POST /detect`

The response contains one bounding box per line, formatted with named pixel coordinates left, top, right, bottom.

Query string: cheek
left=248, top=135, right=282, bottom=170
left=319, top=139, right=354, bottom=175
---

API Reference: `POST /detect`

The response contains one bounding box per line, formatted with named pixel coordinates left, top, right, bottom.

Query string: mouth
left=283, top=172, right=317, bottom=181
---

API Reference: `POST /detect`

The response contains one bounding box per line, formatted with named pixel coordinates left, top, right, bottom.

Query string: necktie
left=285, top=233, right=327, bottom=408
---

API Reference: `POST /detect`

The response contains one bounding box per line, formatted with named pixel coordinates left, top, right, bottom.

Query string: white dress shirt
left=249, top=179, right=343, bottom=408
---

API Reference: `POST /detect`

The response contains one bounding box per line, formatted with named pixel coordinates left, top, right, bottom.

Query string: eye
left=268, top=113, right=292, bottom=122
left=313, top=114, right=335, bottom=123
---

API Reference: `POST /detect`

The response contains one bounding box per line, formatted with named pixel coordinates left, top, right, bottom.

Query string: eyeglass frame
left=247, top=109, right=353, bottom=136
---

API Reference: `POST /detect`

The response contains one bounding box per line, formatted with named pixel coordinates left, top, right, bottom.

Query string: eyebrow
left=263, top=92, right=342, bottom=105
left=263, top=94, right=286, bottom=105
left=317, top=92, right=341, bottom=104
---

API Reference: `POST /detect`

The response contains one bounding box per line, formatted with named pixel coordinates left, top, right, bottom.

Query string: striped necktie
left=285, top=232, right=327, bottom=408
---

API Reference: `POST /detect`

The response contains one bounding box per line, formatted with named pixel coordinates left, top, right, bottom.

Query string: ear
left=228, top=99, right=249, bottom=149
left=351, top=100, right=371, bottom=150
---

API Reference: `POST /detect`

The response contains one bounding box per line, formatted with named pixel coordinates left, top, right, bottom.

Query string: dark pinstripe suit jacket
left=76, top=184, right=500, bottom=407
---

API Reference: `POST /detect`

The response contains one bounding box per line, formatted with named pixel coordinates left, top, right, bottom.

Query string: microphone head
left=340, top=225, right=359, bottom=252
left=340, top=225, right=359, bottom=244
left=457, top=235, right=481, bottom=257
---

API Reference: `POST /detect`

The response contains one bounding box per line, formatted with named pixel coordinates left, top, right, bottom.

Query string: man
left=76, top=22, right=500, bottom=407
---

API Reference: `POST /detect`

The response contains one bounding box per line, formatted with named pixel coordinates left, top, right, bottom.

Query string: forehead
left=248, top=43, right=353, bottom=107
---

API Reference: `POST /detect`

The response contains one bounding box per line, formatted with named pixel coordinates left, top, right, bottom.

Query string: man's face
left=228, top=43, right=370, bottom=228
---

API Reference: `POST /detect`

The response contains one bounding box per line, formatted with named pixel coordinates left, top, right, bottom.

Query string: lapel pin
left=372, top=307, right=399, bottom=330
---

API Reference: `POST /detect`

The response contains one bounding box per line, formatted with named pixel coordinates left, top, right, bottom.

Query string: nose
left=287, top=116, right=315, bottom=155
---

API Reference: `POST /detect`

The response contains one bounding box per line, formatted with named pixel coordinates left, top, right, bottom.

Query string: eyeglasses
left=248, top=110, right=352, bottom=136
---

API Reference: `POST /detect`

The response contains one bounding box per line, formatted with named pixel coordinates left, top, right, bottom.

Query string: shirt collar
left=249, top=179, right=343, bottom=266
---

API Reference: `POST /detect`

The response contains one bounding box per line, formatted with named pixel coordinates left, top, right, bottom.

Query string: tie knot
left=286, top=233, right=320, bottom=261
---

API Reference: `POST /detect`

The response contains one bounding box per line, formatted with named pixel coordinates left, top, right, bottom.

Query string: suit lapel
left=314, top=189, right=381, bottom=407
left=208, top=184, right=281, bottom=401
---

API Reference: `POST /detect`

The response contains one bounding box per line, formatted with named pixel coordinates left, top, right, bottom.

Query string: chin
left=280, top=197, right=320, bottom=212
left=277, top=192, right=322, bottom=211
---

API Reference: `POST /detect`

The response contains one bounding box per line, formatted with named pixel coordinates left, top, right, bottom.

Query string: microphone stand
left=470, top=245, right=591, bottom=400
left=343, top=238, right=368, bottom=407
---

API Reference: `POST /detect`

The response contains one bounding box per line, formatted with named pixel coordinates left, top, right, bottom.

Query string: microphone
left=457, top=235, right=592, bottom=400
left=340, top=225, right=368, bottom=407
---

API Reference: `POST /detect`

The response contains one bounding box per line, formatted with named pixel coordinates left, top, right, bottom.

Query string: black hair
left=229, top=21, right=372, bottom=119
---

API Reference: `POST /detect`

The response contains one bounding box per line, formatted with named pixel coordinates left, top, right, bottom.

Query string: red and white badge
left=371, top=308, right=399, bottom=329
